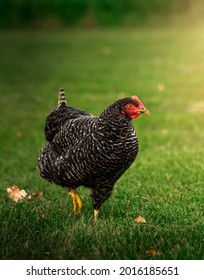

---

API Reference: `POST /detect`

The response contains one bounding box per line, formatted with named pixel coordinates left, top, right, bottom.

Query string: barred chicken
left=37, top=89, right=149, bottom=219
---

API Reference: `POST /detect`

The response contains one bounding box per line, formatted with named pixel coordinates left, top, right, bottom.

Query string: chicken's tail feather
left=58, top=88, right=67, bottom=106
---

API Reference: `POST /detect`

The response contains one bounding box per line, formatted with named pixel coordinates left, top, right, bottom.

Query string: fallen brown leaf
left=7, top=186, right=27, bottom=202
left=146, top=247, right=160, bottom=256
left=28, top=192, right=43, bottom=200
left=134, top=216, right=146, bottom=223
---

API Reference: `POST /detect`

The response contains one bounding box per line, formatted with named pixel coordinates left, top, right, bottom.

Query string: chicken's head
left=121, top=96, right=149, bottom=119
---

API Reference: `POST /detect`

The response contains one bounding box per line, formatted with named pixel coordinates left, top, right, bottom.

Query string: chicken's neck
left=97, top=107, right=134, bottom=140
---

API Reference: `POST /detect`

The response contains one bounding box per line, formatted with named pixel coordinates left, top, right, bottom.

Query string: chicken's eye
left=127, top=104, right=134, bottom=109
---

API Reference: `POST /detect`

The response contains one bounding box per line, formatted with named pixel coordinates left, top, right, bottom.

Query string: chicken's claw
left=68, top=189, right=82, bottom=214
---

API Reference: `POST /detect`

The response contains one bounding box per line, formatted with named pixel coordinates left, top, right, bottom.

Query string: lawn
left=0, top=25, right=203, bottom=260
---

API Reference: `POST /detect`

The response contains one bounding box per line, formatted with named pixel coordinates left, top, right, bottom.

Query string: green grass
left=0, top=25, right=203, bottom=260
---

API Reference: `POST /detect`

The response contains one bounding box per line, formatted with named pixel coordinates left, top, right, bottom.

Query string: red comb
left=131, top=96, right=146, bottom=108
left=132, top=96, right=139, bottom=102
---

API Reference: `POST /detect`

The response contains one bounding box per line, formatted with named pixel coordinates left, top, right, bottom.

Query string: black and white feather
left=37, top=89, right=139, bottom=211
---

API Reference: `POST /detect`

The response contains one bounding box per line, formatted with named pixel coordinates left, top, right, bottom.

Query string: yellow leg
left=75, top=193, right=82, bottom=214
left=68, top=189, right=82, bottom=214
left=94, top=209, right=99, bottom=221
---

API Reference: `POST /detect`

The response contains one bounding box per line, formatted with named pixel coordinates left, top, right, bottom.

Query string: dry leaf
left=7, top=185, right=27, bottom=202
left=134, top=216, right=146, bottom=223
left=146, top=248, right=160, bottom=256
left=28, top=192, right=43, bottom=200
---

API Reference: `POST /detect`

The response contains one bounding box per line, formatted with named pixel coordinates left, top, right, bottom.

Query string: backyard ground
left=0, top=25, right=203, bottom=259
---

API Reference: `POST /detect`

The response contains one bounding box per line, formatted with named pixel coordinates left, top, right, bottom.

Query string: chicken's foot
left=94, top=209, right=99, bottom=221
left=68, top=189, right=82, bottom=214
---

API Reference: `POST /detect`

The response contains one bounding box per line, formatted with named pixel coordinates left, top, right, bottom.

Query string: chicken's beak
left=130, top=107, right=150, bottom=119
left=140, top=108, right=150, bottom=115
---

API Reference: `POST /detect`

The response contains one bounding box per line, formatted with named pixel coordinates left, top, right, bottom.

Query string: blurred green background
left=0, top=0, right=204, bottom=28
left=0, top=0, right=203, bottom=260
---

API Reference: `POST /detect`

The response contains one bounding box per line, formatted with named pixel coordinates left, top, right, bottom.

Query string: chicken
left=37, top=88, right=149, bottom=220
